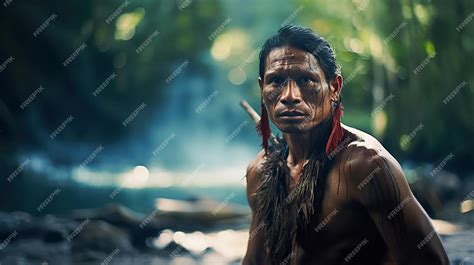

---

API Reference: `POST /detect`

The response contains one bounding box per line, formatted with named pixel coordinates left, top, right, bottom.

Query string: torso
left=290, top=141, right=396, bottom=265
left=249, top=125, right=398, bottom=265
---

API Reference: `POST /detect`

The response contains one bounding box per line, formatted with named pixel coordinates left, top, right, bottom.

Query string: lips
left=277, top=110, right=306, bottom=117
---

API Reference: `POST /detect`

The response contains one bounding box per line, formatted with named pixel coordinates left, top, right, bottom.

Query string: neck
left=284, top=118, right=332, bottom=166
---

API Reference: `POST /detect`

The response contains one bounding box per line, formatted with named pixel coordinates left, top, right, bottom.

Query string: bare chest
left=289, top=168, right=389, bottom=264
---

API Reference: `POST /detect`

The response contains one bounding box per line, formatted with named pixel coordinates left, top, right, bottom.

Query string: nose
left=280, top=79, right=302, bottom=106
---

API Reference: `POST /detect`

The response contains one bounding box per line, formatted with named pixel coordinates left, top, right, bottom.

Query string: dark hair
left=259, top=25, right=340, bottom=83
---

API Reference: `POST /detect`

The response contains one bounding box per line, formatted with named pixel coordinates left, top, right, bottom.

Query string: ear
left=258, top=77, right=264, bottom=91
left=329, top=74, right=343, bottom=102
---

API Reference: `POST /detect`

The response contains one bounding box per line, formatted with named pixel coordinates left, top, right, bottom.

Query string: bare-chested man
left=242, top=25, right=449, bottom=265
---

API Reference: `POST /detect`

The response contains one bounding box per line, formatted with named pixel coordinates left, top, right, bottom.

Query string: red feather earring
left=257, top=99, right=271, bottom=154
left=325, top=101, right=344, bottom=156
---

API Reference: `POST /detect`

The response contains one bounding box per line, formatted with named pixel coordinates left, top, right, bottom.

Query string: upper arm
left=243, top=150, right=268, bottom=265
left=245, top=154, right=262, bottom=212
left=350, top=148, right=449, bottom=265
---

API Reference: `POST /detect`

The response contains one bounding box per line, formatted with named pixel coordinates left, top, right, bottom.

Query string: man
left=242, top=25, right=449, bottom=265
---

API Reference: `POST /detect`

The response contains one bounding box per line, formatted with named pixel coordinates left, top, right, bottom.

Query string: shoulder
left=340, top=124, right=401, bottom=173
left=339, top=125, right=410, bottom=203
left=245, top=149, right=266, bottom=211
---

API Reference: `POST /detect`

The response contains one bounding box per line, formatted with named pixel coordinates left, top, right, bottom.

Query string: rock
left=0, top=238, right=69, bottom=261
left=0, top=211, right=34, bottom=238
left=68, top=203, right=146, bottom=228
left=71, top=220, right=135, bottom=254
left=406, top=164, right=462, bottom=217
left=67, top=203, right=167, bottom=248
left=0, top=211, right=77, bottom=242
left=442, top=229, right=474, bottom=264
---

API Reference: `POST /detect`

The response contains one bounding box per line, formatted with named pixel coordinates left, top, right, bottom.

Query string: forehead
left=264, top=46, right=323, bottom=76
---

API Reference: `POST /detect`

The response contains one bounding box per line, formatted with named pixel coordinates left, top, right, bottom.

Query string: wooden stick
left=239, top=100, right=261, bottom=124
left=240, top=100, right=279, bottom=144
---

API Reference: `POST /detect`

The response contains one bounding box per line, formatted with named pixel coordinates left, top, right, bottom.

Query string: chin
left=276, top=119, right=328, bottom=133
left=277, top=123, right=310, bottom=133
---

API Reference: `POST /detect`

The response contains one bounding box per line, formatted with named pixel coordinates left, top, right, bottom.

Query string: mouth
left=277, top=110, right=306, bottom=117
left=276, top=110, right=307, bottom=121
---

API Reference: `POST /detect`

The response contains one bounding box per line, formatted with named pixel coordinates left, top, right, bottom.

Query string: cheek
left=262, top=88, right=271, bottom=101
left=306, top=89, right=330, bottom=117
left=319, top=100, right=332, bottom=118
left=262, top=87, right=279, bottom=107
left=261, top=88, right=276, bottom=119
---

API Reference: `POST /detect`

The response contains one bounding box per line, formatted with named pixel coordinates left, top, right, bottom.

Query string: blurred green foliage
left=0, top=0, right=224, bottom=163
left=0, top=0, right=473, bottom=177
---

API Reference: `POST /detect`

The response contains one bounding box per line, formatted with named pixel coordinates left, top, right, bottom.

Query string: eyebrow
left=265, top=67, right=321, bottom=81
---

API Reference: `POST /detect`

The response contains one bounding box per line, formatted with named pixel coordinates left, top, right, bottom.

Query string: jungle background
left=0, top=0, right=473, bottom=264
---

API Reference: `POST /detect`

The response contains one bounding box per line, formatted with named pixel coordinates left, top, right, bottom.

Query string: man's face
left=259, top=45, right=342, bottom=133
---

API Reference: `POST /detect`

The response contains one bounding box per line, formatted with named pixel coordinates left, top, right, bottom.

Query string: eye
left=268, top=77, right=283, bottom=85
left=300, top=76, right=315, bottom=85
